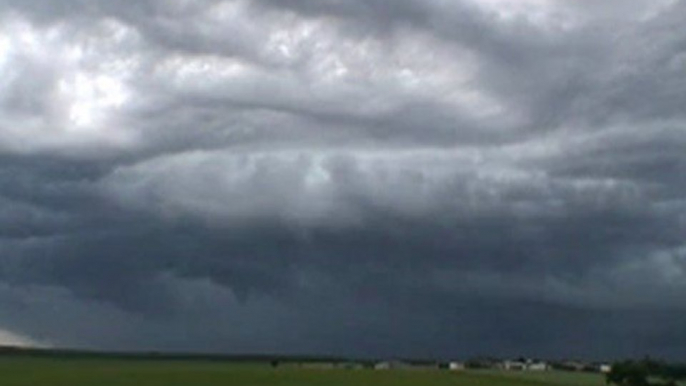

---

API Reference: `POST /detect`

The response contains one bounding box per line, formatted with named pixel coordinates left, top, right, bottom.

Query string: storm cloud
left=0, top=0, right=685, bottom=359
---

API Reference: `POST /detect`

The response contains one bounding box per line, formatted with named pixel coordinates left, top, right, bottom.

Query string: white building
left=502, top=359, right=549, bottom=371
left=374, top=361, right=410, bottom=370
left=527, top=362, right=549, bottom=371
left=502, top=360, right=527, bottom=371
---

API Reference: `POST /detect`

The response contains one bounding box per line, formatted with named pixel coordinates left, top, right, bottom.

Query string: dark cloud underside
left=0, top=0, right=685, bottom=358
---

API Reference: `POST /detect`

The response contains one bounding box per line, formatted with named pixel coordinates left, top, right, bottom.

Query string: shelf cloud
left=0, top=0, right=684, bottom=359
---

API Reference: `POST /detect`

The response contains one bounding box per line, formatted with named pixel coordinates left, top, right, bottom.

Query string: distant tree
left=607, top=359, right=686, bottom=386
left=606, top=360, right=649, bottom=386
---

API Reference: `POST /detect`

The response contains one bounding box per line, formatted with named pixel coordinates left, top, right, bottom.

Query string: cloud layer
left=0, top=0, right=685, bottom=359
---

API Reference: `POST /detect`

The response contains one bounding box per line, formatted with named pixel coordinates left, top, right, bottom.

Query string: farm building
left=374, top=361, right=410, bottom=370
left=502, top=359, right=549, bottom=371
left=502, top=360, right=526, bottom=371
left=527, top=361, right=549, bottom=371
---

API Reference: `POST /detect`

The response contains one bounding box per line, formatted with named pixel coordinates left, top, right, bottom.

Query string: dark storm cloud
left=0, top=0, right=685, bottom=358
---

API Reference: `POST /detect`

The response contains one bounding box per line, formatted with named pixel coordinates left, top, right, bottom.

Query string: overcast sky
left=0, top=0, right=685, bottom=360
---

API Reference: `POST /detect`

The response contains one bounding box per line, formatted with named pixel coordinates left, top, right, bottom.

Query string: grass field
left=0, top=357, right=608, bottom=386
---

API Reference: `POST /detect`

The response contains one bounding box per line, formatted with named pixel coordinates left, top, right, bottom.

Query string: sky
left=0, top=0, right=685, bottom=360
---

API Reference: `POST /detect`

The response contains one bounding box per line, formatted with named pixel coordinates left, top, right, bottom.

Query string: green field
left=0, top=357, right=608, bottom=386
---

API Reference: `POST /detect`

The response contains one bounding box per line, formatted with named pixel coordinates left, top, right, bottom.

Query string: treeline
left=0, top=345, right=352, bottom=364
left=607, top=359, right=686, bottom=386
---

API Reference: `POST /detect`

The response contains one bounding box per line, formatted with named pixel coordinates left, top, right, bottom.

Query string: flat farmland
left=0, top=357, right=607, bottom=386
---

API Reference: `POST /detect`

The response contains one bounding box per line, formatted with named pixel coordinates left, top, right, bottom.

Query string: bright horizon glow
left=0, top=329, right=44, bottom=348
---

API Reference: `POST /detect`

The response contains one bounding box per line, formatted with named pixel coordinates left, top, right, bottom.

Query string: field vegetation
left=0, top=356, right=608, bottom=386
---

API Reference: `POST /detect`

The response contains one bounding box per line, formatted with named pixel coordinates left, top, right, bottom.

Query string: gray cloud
left=0, top=0, right=685, bottom=359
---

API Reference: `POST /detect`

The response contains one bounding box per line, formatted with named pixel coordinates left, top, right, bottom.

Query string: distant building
left=374, top=361, right=439, bottom=370
left=449, top=362, right=465, bottom=371
left=502, top=360, right=527, bottom=371
left=558, top=361, right=586, bottom=371
left=527, top=361, right=549, bottom=371
left=502, top=359, right=549, bottom=371
left=374, top=361, right=409, bottom=370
